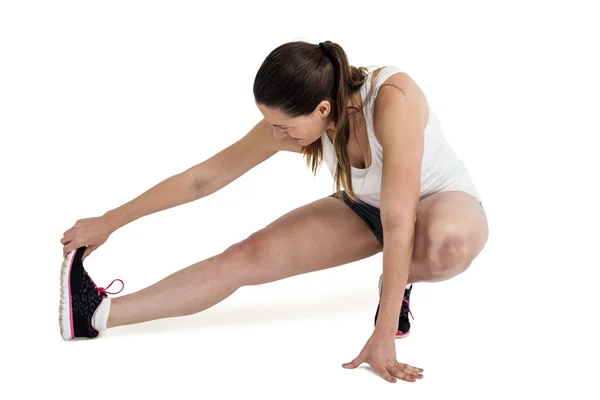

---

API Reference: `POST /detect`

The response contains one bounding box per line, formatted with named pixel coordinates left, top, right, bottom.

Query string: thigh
left=231, top=195, right=382, bottom=286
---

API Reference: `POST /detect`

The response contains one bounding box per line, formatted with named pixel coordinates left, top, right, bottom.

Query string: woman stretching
left=59, top=40, right=489, bottom=384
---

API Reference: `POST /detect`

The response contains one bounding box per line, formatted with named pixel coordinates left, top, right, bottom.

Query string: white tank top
left=321, top=65, right=471, bottom=208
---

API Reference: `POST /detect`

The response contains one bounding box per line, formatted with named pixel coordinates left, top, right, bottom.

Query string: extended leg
left=106, top=195, right=383, bottom=329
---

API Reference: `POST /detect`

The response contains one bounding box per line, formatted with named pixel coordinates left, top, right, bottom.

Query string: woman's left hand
left=342, top=330, right=424, bottom=383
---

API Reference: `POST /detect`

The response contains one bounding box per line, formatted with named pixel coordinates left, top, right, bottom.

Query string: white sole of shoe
left=59, top=250, right=75, bottom=340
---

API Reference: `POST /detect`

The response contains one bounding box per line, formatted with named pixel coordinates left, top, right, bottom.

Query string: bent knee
left=425, top=234, right=472, bottom=279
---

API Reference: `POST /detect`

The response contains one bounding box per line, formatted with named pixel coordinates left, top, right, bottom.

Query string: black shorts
left=329, top=190, right=483, bottom=246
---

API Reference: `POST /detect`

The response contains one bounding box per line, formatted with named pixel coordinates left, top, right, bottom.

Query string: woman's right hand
left=61, top=216, right=113, bottom=260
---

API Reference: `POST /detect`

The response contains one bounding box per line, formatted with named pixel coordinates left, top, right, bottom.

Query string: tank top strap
left=369, top=65, right=405, bottom=101
left=362, top=66, right=406, bottom=152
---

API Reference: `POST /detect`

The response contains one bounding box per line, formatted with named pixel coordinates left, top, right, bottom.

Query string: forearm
left=374, top=228, right=415, bottom=336
left=102, top=171, right=206, bottom=233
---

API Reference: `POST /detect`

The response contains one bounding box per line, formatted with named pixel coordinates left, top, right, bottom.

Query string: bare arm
left=103, top=118, right=295, bottom=233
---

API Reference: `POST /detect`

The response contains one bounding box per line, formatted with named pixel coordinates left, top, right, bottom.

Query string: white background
left=1, top=0, right=598, bottom=398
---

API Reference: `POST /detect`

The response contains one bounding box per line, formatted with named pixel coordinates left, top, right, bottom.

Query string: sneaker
left=59, top=246, right=123, bottom=340
left=373, top=273, right=414, bottom=338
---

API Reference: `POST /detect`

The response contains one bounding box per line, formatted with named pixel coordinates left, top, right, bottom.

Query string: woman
left=59, top=40, right=488, bottom=384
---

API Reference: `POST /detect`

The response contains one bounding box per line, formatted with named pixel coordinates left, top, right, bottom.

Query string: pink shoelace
left=93, top=279, right=124, bottom=297
left=403, top=297, right=414, bottom=320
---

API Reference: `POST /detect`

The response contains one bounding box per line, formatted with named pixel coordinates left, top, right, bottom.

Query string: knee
left=220, top=230, right=269, bottom=286
left=425, top=233, right=472, bottom=280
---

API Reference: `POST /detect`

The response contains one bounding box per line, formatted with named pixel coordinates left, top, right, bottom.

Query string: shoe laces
left=92, top=278, right=124, bottom=298
left=402, top=297, right=414, bottom=320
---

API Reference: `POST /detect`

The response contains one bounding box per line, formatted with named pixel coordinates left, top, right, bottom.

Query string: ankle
left=105, top=297, right=119, bottom=329
left=92, top=297, right=112, bottom=332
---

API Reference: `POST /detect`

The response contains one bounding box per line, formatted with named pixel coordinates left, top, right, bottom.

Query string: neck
left=326, top=121, right=336, bottom=134
left=326, top=90, right=363, bottom=137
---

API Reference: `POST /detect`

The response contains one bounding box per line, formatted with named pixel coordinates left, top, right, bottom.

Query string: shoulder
left=372, top=67, right=429, bottom=144
left=374, top=66, right=423, bottom=100
left=369, top=66, right=426, bottom=113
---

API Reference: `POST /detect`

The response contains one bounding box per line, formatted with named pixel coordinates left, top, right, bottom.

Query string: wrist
left=373, top=321, right=398, bottom=337
left=102, top=210, right=122, bottom=233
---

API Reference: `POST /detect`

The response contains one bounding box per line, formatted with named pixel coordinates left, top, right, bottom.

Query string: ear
left=318, top=100, right=330, bottom=116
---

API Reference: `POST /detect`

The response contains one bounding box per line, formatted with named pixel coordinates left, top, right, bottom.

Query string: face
left=256, top=101, right=336, bottom=146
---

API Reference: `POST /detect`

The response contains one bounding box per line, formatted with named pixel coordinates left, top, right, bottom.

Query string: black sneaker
left=59, top=246, right=123, bottom=340
left=373, top=273, right=414, bottom=338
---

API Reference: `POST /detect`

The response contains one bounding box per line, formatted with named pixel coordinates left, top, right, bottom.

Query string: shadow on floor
left=107, top=288, right=376, bottom=337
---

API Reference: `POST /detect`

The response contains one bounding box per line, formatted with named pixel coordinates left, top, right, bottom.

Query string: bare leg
left=107, top=252, right=241, bottom=328
left=404, top=191, right=489, bottom=284
left=107, top=196, right=384, bottom=329
left=107, top=190, right=491, bottom=328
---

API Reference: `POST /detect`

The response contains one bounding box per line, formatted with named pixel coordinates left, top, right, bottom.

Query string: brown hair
left=253, top=40, right=378, bottom=202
